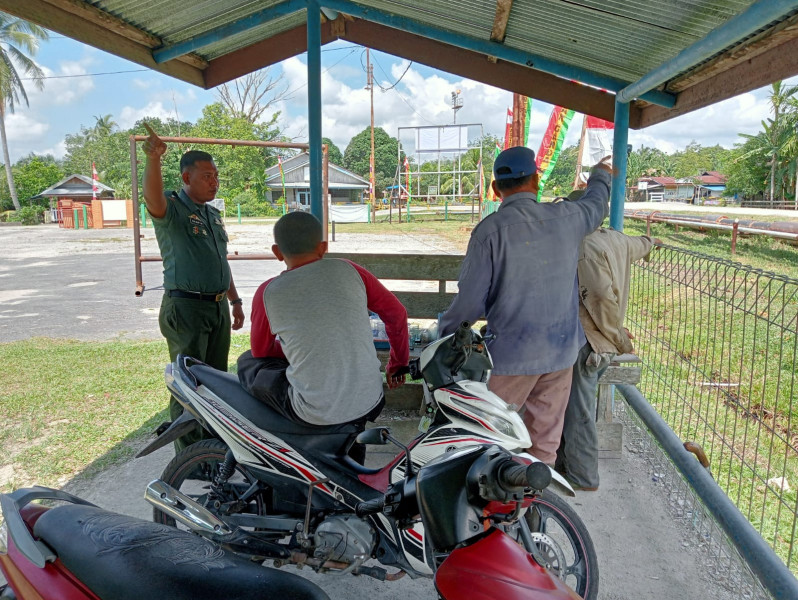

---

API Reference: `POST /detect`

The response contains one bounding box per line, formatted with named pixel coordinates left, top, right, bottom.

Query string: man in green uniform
left=142, top=124, right=245, bottom=450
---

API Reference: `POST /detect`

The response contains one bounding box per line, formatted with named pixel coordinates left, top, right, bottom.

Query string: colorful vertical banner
left=524, top=98, right=533, bottom=148
left=277, top=155, right=286, bottom=200
left=403, top=156, right=412, bottom=201
left=92, top=162, right=99, bottom=200
left=536, top=106, right=575, bottom=201
left=503, top=108, right=513, bottom=149
left=486, top=141, right=502, bottom=202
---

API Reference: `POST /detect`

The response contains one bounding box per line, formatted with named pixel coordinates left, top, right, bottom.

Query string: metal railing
left=627, top=246, right=798, bottom=583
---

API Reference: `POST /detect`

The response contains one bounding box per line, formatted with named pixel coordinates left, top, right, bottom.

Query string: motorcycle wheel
left=525, top=490, right=598, bottom=600
left=153, top=439, right=265, bottom=528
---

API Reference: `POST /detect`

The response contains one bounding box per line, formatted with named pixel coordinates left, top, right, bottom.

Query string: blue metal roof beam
left=320, top=0, right=676, bottom=108
left=617, top=0, right=798, bottom=103
left=152, top=0, right=308, bottom=64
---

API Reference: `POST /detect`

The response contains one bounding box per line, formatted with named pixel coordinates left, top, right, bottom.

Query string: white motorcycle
left=139, top=321, right=598, bottom=599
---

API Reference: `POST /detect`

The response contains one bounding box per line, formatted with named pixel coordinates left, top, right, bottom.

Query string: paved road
left=1, top=224, right=743, bottom=600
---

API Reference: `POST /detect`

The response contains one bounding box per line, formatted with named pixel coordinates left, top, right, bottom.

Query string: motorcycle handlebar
left=490, top=459, right=552, bottom=497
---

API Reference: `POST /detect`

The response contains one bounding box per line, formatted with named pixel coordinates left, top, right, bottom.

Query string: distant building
left=37, top=174, right=115, bottom=225
left=635, top=171, right=727, bottom=204
left=264, top=153, right=369, bottom=210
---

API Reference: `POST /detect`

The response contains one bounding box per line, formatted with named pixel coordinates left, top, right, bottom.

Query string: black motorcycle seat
left=187, top=362, right=361, bottom=457
left=33, top=504, right=330, bottom=600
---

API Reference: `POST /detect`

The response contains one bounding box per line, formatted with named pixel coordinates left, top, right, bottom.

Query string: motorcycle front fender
left=515, top=452, right=575, bottom=497
left=435, top=529, right=581, bottom=600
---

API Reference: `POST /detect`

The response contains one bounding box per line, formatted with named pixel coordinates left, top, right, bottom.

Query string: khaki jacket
left=578, top=228, right=654, bottom=356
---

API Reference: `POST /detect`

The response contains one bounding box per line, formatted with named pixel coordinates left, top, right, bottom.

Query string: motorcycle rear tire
left=526, top=490, right=598, bottom=600
left=153, top=439, right=265, bottom=528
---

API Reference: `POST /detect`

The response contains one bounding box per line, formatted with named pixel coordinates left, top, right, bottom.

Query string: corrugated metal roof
left=6, top=0, right=798, bottom=128
left=89, top=0, right=764, bottom=84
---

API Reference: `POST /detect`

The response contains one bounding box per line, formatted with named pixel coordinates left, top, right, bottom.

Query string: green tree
left=0, top=153, right=63, bottom=209
left=189, top=102, right=280, bottom=199
left=545, top=144, right=579, bottom=197
left=0, top=14, right=47, bottom=211
left=343, top=127, right=402, bottom=195
left=322, top=137, right=343, bottom=165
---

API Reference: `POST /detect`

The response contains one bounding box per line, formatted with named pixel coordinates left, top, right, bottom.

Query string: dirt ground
left=0, top=223, right=745, bottom=600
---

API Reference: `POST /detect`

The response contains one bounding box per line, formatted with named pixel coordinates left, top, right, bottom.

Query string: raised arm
left=142, top=122, right=168, bottom=219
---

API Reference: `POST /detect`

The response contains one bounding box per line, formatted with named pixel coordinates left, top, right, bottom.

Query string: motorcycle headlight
left=448, top=396, right=522, bottom=440
left=0, top=519, right=8, bottom=555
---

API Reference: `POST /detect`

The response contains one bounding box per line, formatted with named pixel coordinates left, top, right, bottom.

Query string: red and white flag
left=92, top=162, right=99, bottom=200
left=579, top=116, right=614, bottom=167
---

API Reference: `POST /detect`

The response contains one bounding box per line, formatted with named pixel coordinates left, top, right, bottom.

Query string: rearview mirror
left=356, top=427, right=389, bottom=445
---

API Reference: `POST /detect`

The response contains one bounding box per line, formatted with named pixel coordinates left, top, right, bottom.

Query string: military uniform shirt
left=150, top=189, right=231, bottom=293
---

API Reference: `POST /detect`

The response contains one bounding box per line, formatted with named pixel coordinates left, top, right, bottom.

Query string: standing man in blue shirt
left=439, top=146, right=611, bottom=465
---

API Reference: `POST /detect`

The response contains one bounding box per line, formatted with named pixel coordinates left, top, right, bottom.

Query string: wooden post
left=91, top=199, right=104, bottom=229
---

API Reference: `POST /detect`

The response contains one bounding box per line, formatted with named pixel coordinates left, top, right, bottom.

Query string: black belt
left=166, top=289, right=227, bottom=302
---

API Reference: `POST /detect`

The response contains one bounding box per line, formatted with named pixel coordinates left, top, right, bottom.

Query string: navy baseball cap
left=493, top=146, right=537, bottom=180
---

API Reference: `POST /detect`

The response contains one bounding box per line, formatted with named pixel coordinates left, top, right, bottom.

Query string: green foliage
left=233, top=189, right=281, bottom=217
left=671, top=142, right=729, bottom=178
left=322, top=137, right=343, bottom=165
left=8, top=205, right=42, bottom=225
left=0, top=154, right=63, bottom=210
left=343, top=127, right=402, bottom=195
left=544, top=144, right=579, bottom=197
left=188, top=102, right=280, bottom=200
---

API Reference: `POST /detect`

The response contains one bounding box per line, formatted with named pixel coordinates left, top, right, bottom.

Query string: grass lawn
left=0, top=334, right=251, bottom=494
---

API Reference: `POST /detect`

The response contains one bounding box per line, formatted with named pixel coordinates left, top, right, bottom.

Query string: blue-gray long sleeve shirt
left=440, top=168, right=611, bottom=376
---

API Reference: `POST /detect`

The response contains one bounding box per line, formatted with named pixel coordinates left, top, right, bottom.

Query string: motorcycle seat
left=33, top=504, right=330, bottom=600
left=188, top=362, right=361, bottom=458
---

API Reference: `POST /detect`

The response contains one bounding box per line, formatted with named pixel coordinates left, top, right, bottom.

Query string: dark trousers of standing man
left=159, top=293, right=231, bottom=452
left=555, top=342, right=610, bottom=490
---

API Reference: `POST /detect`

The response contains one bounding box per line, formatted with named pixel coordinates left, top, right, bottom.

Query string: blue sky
left=7, top=33, right=797, bottom=165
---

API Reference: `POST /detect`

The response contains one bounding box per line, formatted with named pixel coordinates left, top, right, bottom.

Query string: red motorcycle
left=0, top=487, right=329, bottom=600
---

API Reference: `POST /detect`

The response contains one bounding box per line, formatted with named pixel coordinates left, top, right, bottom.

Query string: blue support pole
left=307, top=0, right=323, bottom=222
left=320, top=0, right=675, bottom=108
left=610, top=99, right=629, bottom=232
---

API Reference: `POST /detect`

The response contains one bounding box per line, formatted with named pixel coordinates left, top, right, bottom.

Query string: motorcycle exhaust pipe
left=145, top=480, right=232, bottom=536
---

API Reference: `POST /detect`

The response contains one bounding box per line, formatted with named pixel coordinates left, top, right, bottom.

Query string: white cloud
left=35, top=140, right=67, bottom=160
left=118, top=101, right=174, bottom=129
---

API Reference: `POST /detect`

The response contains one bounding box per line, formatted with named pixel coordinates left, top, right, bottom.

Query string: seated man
left=238, top=212, right=408, bottom=437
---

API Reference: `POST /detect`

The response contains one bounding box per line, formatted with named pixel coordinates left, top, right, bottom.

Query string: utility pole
left=366, top=48, right=375, bottom=205
left=450, top=90, right=463, bottom=124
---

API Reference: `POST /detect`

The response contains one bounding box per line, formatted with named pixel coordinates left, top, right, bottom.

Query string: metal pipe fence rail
left=626, top=245, right=798, bottom=589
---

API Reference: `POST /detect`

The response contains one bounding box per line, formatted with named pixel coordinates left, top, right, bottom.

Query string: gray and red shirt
left=250, top=258, right=408, bottom=425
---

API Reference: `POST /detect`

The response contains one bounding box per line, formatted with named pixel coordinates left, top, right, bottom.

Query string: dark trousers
left=237, top=350, right=384, bottom=464
left=555, top=342, right=609, bottom=489
left=159, top=294, right=231, bottom=451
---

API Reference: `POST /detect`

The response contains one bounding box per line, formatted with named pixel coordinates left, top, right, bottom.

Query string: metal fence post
left=82, top=205, right=88, bottom=229
left=445, top=200, right=448, bottom=221
left=73, top=208, right=79, bottom=229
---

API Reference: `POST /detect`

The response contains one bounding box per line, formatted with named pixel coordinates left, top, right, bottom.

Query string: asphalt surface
left=1, top=223, right=746, bottom=600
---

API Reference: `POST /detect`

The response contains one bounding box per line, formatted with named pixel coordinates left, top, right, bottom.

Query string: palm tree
left=88, top=113, right=117, bottom=141
left=765, top=81, right=798, bottom=204
left=0, top=14, right=47, bottom=211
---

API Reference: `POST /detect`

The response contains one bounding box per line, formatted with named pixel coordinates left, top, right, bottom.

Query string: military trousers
left=159, top=293, right=231, bottom=451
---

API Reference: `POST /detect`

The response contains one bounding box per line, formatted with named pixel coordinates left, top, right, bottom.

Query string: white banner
left=580, top=127, right=613, bottom=167
left=330, top=204, right=369, bottom=223
left=416, top=126, right=469, bottom=152
left=100, top=199, right=127, bottom=220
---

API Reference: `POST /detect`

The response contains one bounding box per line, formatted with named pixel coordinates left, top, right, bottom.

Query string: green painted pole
left=444, top=200, right=448, bottom=221
left=237, top=203, right=241, bottom=224
left=73, top=209, right=79, bottom=229
left=82, top=205, right=88, bottom=229
left=406, top=199, right=411, bottom=223
left=282, top=203, right=287, bottom=216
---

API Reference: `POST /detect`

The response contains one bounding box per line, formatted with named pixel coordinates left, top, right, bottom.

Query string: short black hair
left=494, top=173, right=535, bottom=193
left=274, top=211, right=322, bottom=257
left=180, top=150, right=215, bottom=173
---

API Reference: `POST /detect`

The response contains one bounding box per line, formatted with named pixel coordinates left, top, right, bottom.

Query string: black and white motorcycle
left=139, top=322, right=598, bottom=599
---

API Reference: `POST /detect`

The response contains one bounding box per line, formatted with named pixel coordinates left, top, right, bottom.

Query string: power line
left=21, top=68, right=149, bottom=80
left=371, top=57, right=434, bottom=124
